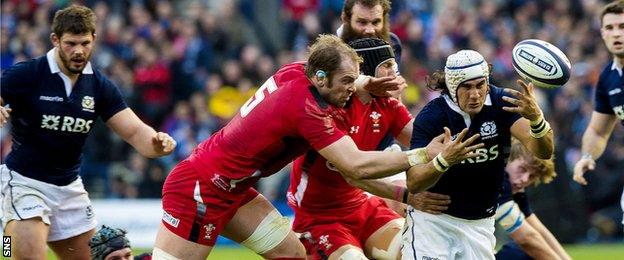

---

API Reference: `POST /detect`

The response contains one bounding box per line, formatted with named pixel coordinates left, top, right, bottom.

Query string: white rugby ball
left=511, top=39, right=571, bottom=88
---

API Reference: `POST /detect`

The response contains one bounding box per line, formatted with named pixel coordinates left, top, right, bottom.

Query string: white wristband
left=529, top=115, right=551, bottom=139
left=432, top=153, right=449, bottom=173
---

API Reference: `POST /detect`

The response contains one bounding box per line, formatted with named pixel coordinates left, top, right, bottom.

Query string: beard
left=341, top=20, right=390, bottom=44
left=59, top=48, right=91, bottom=74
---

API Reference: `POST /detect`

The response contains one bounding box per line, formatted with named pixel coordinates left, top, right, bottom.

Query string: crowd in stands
left=1, top=0, right=622, bottom=243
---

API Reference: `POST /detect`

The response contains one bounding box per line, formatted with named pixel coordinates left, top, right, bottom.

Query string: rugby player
left=573, top=0, right=624, bottom=227
left=153, top=35, right=481, bottom=259
left=403, top=50, right=554, bottom=259
left=0, top=5, right=176, bottom=259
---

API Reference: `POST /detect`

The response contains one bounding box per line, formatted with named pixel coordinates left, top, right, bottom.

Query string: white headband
left=444, top=50, right=489, bottom=103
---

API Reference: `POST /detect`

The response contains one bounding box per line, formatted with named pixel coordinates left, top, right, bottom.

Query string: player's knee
left=332, top=248, right=367, bottom=260
left=152, top=247, right=182, bottom=260
left=242, top=210, right=300, bottom=256
left=369, top=229, right=402, bottom=260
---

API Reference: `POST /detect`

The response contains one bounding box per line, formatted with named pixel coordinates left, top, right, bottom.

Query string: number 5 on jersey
left=240, top=77, right=278, bottom=117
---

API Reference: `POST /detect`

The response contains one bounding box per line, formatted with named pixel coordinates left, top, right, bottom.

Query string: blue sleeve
left=390, top=33, right=403, bottom=68
left=97, top=73, right=128, bottom=121
left=1, top=61, right=34, bottom=105
left=494, top=86, right=522, bottom=128
left=513, top=192, right=533, bottom=217
left=498, top=173, right=513, bottom=205
left=410, top=102, right=442, bottom=149
left=594, top=74, right=614, bottom=114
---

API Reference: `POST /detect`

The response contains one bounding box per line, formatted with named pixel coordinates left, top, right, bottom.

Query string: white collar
left=336, top=24, right=344, bottom=37
left=442, top=93, right=492, bottom=128
left=610, top=58, right=623, bottom=77
left=46, top=48, right=93, bottom=75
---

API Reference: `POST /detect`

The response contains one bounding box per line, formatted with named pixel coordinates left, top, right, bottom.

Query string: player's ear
left=50, top=33, right=60, bottom=47
left=315, top=70, right=327, bottom=88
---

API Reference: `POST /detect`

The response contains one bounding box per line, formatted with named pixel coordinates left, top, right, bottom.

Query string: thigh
left=154, top=223, right=213, bottom=260
left=299, top=222, right=360, bottom=260
left=328, top=245, right=367, bottom=260
left=48, top=228, right=95, bottom=260
left=402, top=208, right=453, bottom=260
left=362, top=197, right=403, bottom=260
left=222, top=191, right=305, bottom=258
left=1, top=166, right=53, bottom=227
left=48, top=177, right=97, bottom=242
left=4, top=218, right=49, bottom=259
left=363, top=218, right=403, bottom=260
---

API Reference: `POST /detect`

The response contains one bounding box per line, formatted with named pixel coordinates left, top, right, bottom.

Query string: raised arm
left=106, top=108, right=176, bottom=158
left=504, top=80, right=554, bottom=159
left=573, top=112, right=618, bottom=185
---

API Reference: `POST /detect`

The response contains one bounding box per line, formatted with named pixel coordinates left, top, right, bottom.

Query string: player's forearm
left=526, top=130, right=554, bottom=159
left=345, top=177, right=406, bottom=202
left=128, top=124, right=163, bottom=158
left=511, top=229, right=561, bottom=260
left=526, top=215, right=572, bottom=260
left=344, top=151, right=411, bottom=180
left=581, top=126, right=610, bottom=160
left=405, top=161, right=444, bottom=193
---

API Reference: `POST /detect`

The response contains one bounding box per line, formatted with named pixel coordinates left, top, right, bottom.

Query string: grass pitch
left=36, top=243, right=624, bottom=259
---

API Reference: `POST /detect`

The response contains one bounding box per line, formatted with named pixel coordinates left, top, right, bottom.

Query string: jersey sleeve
left=1, top=61, right=34, bottom=105
left=388, top=98, right=412, bottom=137
left=512, top=192, right=533, bottom=217
left=498, top=88, right=523, bottom=128
left=297, top=97, right=346, bottom=151
left=594, top=75, right=614, bottom=114
left=410, top=102, right=440, bottom=149
left=97, top=74, right=128, bottom=121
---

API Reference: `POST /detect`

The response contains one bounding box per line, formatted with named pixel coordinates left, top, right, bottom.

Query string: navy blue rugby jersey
left=411, top=85, right=522, bottom=219
left=595, top=60, right=624, bottom=125
left=498, top=173, right=533, bottom=217
left=1, top=49, right=127, bottom=185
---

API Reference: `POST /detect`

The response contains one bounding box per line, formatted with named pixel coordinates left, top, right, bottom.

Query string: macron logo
left=39, top=96, right=64, bottom=102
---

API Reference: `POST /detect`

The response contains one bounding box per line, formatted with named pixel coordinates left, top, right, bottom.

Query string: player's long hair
left=425, top=70, right=451, bottom=96
left=600, top=0, right=624, bottom=27
left=509, top=138, right=556, bottom=185
left=52, top=5, right=97, bottom=37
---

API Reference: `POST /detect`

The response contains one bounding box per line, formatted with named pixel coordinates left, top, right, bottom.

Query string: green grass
left=565, top=243, right=624, bottom=260
left=37, top=243, right=624, bottom=259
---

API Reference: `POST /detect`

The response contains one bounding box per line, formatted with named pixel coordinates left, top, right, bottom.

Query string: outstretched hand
left=573, top=158, right=596, bottom=185
left=153, top=132, right=177, bottom=155
left=502, top=80, right=543, bottom=121
left=363, top=76, right=401, bottom=97
left=440, top=127, right=484, bottom=166
left=408, top=191, right=450, bottom=214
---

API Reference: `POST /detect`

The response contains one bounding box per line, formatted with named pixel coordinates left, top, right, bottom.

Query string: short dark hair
left=52, top=5, right=96, bottom=38
left=600, top=0, right=624, bottom=26
left=305, top=34, right=362, bottom=79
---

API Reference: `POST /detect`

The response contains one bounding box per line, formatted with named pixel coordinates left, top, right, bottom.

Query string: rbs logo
left=40, top=114, right=93, bottom=133
left=461, top=144, right=499, bottom=164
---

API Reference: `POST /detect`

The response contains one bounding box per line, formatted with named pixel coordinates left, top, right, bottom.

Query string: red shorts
left=161, top=159, right=258, bottom=246
left=293, top=196, right=401, bottom=259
